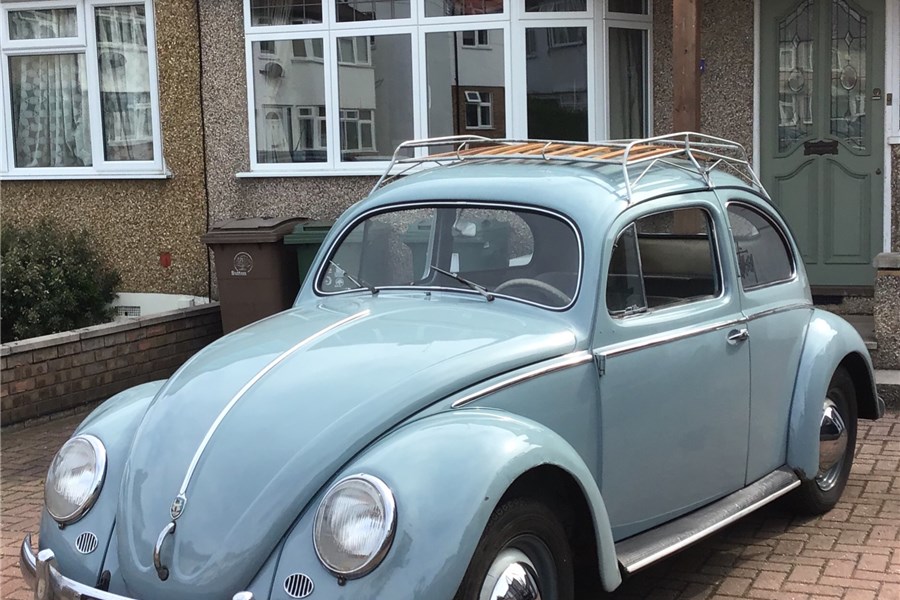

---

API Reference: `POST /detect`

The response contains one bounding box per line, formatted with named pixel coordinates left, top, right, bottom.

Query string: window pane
left=635, top=208, right=719, bottom=308
left=249, top=0, right=323, bottom=25
left=95, top=5, right=154, bottom=161
left=336, top=0, right=410, bottom=22
left=526, top=27, right=588, bottom=141
left=608, top=0, right=647, bottom=14
left=252, top=40, right=327, bottom=163
left=727, top=205, right=794, bottom=289
left=8, top=9, right=78, bottom=40
left=525, top=0, right=587, bottom=13
left=426, top=30, right=505, bottom=139
left=608, top=28, right=647, bottom=138
left=424, top=0, right=504, bottom=18
left=9, top=54, right=92, bottom=168
left=607, top=224, right=646, bottom=315
left=337, top=34, right=412, bottom=161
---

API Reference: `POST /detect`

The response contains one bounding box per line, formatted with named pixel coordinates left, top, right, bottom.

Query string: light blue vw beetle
left=22, top=134, right=884, bottom=600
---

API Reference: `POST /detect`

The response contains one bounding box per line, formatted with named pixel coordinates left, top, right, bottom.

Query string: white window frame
left=0, top=0, right=165, bottom=180
left=464, top=90, right=492, bottom=129
left=460, top=28, right=489, bottom=46
left=241, top=0, right=652, bottom=176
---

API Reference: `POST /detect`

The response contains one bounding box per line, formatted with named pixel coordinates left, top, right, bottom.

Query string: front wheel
left=791, top=367, right=857, bottom=514
left=455, top=498, right=575, bottom=600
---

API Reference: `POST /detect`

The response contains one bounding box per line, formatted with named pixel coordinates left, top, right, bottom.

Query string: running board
left=615, top=466, right=800, bottom=575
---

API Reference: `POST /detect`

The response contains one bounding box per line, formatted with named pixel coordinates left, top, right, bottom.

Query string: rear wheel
left=791, top=367, right=857, bottom=514
left=455, top=498, right=574, bottom=600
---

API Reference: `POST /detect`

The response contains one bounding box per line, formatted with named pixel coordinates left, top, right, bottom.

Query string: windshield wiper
left=329, top=260, right=378, bottom=295
left=430, top=264, right=494, bottom=301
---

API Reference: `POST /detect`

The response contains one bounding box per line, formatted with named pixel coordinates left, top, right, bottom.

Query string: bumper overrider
left=20, top=535, right=256, bottom=600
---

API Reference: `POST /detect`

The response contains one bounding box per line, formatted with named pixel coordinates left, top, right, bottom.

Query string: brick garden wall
left=1, top=304, right=222, bottom=427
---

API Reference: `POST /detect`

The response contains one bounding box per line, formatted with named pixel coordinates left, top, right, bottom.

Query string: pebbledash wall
left=0, top=0, right=209, bottom=297
left=0, top=304, right=222, bottom=427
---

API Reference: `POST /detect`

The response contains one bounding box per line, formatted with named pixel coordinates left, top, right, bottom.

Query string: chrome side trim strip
left=451, top=351, right=593, bottom=409
left=176, top=310, right=370, bottom=498
left=599, top=317, right=745, bottom=359
left=744, top=302, right=812, bottom=322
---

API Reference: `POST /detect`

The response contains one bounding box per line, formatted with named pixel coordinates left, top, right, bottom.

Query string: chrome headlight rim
left=45, top=434, right=107, bottom=525
left=313, top=473, right=396, bottom=579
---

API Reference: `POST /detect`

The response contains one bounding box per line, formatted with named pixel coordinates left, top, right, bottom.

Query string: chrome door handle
left=727, top=328, right=749, bottom=344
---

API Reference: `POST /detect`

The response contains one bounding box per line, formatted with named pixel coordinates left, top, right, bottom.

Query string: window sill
left=236, top=169, right=381, bottom=178
left=0, top=169, right=173, bottom=181
left=888, top=135, right=900, bottom=145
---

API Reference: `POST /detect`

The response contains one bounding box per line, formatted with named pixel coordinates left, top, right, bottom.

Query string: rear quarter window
left=726, top=204, right=794, bottom=289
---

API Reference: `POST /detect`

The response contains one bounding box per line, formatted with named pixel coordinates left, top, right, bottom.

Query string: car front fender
left=268, top=408, right=621, bottom=600
left=36, top=381, right=164, bottom=588
left=788, top=310, right=880, bottom=479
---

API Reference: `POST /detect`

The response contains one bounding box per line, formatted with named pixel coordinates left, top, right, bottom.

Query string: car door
left=594, top=197, right=751, bottom=541
left=723, top=194, right=814, bottom=483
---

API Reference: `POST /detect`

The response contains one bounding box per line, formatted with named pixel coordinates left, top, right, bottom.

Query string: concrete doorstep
left=875, top=369, right=900, bottom=409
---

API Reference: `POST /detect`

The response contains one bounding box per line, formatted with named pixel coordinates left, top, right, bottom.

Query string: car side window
left=726, top=204, right=794, bottom=289
left=607, top=207, right=721, bottom=317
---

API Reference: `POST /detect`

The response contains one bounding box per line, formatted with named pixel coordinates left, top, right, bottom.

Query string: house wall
left=199, top=0, right=373, bottom=233
left=0, top=0, right=208, bottom=297
left=652, top=0, right=755, bottom=154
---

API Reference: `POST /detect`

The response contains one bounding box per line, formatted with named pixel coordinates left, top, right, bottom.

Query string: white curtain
left=95, top=5, right=153, bottom=161
left=11, top=54, right=93, bottom=168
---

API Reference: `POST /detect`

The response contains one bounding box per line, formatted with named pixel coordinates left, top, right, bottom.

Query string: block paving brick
left=1, top=411, right=899, bottom=599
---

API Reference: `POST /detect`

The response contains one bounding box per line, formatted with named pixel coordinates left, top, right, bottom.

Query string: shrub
left=1, top=220, right=121, bottom=342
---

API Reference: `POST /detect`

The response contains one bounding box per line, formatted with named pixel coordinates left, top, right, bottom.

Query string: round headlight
left=313, top=474, right=396, bottom=579
left=45, top=435, right=106, bottom=525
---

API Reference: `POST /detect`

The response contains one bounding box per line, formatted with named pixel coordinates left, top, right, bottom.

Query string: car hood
left=116, top=295, right=576, bottom=600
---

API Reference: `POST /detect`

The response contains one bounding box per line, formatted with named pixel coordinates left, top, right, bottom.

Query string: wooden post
left=673, top=0, right=701, bottom=132
left=672, top=0, right=703, bottom=234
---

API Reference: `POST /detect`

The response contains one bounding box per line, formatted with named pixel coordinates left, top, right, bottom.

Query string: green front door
left=760, top=0, right=884, bottom=287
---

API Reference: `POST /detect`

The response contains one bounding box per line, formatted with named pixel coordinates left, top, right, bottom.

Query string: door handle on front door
left=727, top=328, right=749, bottom=344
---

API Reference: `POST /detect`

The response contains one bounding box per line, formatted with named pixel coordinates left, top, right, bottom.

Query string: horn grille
left=283, top=573, right=314, bottom=598
left=75, top=532, right=99, bottom=554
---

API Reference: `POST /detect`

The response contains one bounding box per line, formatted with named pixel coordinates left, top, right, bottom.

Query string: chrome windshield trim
left=451, top=351, right=593, bottom=409
left=598, top=317, right=745, bottom=359
left=313, top=201, right=585, bottom=312
left=176, top=310, right=370, bottom=500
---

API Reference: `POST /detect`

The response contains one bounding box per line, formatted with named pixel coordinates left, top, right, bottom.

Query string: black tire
left=791, top=367, right=857, bottom=515
left=454, top=498, right=575, bottom=600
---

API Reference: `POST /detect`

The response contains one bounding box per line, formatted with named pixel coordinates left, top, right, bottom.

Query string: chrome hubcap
left=816, top=398, right=848, bottom=491
left=480, top=548, right=542, bottom=600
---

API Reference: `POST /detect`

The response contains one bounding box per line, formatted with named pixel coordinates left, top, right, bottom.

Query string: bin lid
left=201, top=217, right=309, bottom=244
left=283, top=220, right=335, bottom=245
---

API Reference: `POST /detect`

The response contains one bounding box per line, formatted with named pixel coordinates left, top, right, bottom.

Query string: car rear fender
left=269, top=409, right=622, bottom=599
left=788, top=310, right=880, bottom=479
left=36, top=381, right=164, bottom=588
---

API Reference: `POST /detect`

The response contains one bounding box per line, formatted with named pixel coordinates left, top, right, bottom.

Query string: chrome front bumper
left=21, top=535, right=256, bottom=600
left=21, top=534, right=133, bottom=600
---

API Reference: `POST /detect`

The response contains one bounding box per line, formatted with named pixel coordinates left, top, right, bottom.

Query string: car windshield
left=317, top=205, right=581, bottom=309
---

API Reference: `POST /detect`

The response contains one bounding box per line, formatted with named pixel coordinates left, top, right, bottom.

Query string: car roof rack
left=372, top=132, right=767, bottom=202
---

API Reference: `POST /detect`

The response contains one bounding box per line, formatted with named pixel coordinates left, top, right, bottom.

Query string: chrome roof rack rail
left=371, top=132, right=767, bottom=202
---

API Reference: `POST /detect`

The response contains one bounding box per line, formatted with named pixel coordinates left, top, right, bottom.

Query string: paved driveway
left=2, top=411, right=898, bottom=599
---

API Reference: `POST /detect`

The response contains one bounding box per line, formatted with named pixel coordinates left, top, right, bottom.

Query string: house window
left=1, top=1, right=163, bottom=178
left=243, top=0, right=652, bottom=174
left=465, top=91, right=492, bottom=128
left=461, top=29, right=489, bottom=46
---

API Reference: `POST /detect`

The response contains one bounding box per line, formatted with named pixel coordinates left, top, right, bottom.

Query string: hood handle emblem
left=170, top=494, right=187, bottom=520
left=154, top=521, right=176, bottom=581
